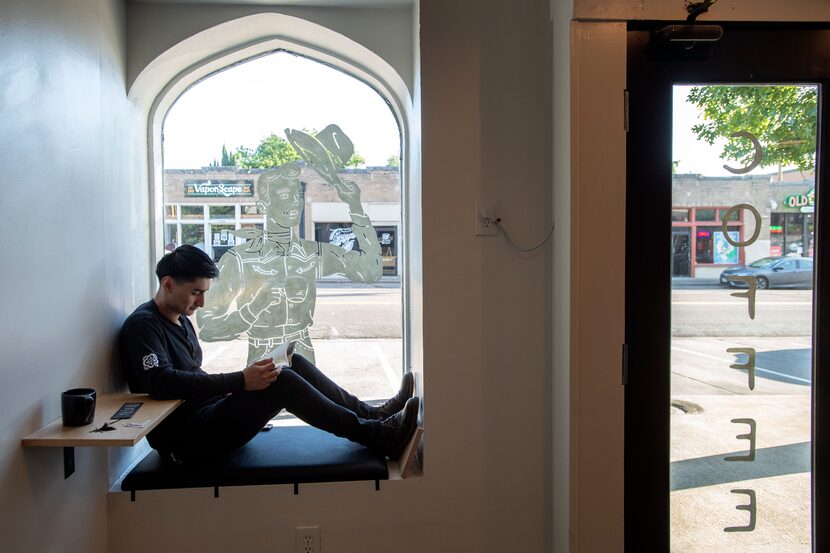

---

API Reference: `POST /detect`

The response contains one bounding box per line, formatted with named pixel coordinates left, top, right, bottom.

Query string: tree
left=386, top=154, right=400, bottom=167
left=220, top=144, right=235, bottom=166
left=345, top=153, right=365, bottom=167
left=233, top=134, right=301, bottom=169
left=686, top=85, right=817, bottom=171
left=232, top=132, right=365, bottom=169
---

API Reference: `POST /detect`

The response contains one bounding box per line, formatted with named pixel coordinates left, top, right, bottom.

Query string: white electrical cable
left=485, top=217, right=555, bottom=253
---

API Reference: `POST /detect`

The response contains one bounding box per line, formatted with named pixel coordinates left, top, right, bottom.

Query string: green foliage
left=686, top=85, right=817, bottom=171
left=233, top=134, right=301, bottom=169
left=386, top=154, right=401, bottom=167
left=231, top=132, right=364, bottom=169
left=345, top=153, right=365, bottom=167
left=220, top=144, right=235, bottom=166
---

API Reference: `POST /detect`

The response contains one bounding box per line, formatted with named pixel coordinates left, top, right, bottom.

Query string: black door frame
left=625, top=23, right=830, bottom=552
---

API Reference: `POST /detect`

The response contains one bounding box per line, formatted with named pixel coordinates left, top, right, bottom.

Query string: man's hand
left=243, top=358, right=279, bottom=391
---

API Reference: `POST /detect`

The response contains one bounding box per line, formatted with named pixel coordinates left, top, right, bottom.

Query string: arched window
left=130, top=13, right=419, bottom=410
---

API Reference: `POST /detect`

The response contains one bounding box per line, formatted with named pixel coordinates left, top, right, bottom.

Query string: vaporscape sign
left=184, top=179, right=255, bottom=198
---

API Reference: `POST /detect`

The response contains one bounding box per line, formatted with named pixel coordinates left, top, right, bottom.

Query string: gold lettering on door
left=727, top=276, right=758, bottom=320
left=727, top=347, right=757, bottom=390
left=724, top=490, right=757, bottom=532
left=721, top=204, right=761, bottom=247
left=724, top=418, right=756, bottom=462
left=722, top=131, right=763, bottom=175
left=721, top=201, right=762, bottom=533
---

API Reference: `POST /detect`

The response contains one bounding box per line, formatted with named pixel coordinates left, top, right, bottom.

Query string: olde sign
left=184, top=179, right=255, bottom=198
left=784, top=189, right=815, bottom=209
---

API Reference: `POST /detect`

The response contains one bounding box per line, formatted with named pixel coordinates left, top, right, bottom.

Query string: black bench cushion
left=121, top=425, right=389, bottom=492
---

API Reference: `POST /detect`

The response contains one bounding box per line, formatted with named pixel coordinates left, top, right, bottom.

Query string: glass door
left=626, top=25, right=830, bottom=552
left=670, top=83, right=816, bottom=551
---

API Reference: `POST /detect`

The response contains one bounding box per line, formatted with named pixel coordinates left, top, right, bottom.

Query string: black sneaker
left=374, top=396, right=420, bottom=459
left=374, top=372, right=415, bottom=420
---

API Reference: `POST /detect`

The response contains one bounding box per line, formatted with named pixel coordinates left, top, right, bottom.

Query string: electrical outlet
left=295, top=526, right=321, bottom=553
left=475, top=200, right=499, bottom=236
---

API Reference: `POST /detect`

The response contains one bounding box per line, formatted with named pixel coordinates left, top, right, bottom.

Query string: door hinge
left=621, top=343, right=629, bottom=385
left=623, top=89, right=630, bottom=133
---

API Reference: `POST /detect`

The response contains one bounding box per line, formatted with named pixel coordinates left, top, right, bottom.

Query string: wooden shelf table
left=22, top=393, right=181, bottom=478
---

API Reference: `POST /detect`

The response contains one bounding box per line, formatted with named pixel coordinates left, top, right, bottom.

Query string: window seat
left=120, top=425, right=389, bottom=499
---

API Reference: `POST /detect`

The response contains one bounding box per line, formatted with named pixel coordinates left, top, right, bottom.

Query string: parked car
left=720, top=256, right=814, bottom=289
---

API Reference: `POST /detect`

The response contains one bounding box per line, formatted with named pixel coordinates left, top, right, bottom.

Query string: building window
left=672, top=209, right=690, bottom=222
left=695, top=227, right=716, bottom=264
left=671, top=206, right=745, bottom=277
left=315, top=222, right=399, bottom=276
left=241, top=204, right=262, bottom=218
left=210, top=205, right=235, bottom=219
left=722, top=208, right=740, bottom=222
left=180, top=205, right=204, bottom=219
left=377, top=226, right=398, bottom=277
left=695, top=208, right=716, bottom=221
left=695, top=226, right=740, bottom=265
left=181, top=223, right=203, bottom=246
left=771, top=212, right=814, bottom=257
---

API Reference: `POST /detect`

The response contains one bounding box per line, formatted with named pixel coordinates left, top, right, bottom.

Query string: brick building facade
left=163, top=164, right=402, bottom=276
left=672, top=169, right=814, bottom=278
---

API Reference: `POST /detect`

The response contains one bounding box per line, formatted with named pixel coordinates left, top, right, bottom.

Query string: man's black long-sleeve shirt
left=119, top=300, right=245, bottom=451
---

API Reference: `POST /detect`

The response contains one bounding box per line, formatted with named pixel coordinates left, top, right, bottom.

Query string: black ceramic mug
left=61, top=388, right=96, bottom=427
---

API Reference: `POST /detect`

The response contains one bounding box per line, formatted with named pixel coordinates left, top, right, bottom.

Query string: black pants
left=171, top=355, right=377, bottom=464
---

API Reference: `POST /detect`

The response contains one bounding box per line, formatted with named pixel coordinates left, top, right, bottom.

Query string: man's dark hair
left=156, top=245, right=219, bottom=282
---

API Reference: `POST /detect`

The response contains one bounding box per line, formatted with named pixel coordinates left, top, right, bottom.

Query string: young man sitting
left=119, top=245, right=418, bottom=465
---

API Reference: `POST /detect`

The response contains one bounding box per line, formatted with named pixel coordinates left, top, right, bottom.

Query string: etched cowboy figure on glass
left=196, top=125, right=382, bottom=364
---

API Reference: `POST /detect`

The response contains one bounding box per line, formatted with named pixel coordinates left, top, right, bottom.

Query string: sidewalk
left=672, top=276, right=721, bottom=289
left=200, top=337, right=402, bottom=401
left=317, top=275, right=401, bottom=288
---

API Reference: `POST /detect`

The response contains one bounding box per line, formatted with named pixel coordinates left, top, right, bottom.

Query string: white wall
left=0, top=1, right=149, bottom=552
left=124, top=2, right=415, bottom=96
left=107, top=1, right=553, bottom=552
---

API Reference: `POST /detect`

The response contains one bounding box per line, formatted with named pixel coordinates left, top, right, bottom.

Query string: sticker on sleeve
left=142, top=353, right=159, bottom=370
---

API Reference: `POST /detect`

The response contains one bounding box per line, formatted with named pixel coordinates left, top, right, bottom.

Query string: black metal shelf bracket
left=64, top=447, right=75, bottom=479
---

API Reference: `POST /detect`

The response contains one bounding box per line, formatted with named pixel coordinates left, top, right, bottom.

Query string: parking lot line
left=373, top=344, right=399, bottom=391
left=671, top=345, right=811, bottom=385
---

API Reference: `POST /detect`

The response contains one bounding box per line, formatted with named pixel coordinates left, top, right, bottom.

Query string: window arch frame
left=128, top=11, right=420, bottom=379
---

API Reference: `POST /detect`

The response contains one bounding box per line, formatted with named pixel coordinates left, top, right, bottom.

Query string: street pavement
left=671, top=288, right=813, bottom=337
left=311, top=286, right=402, bottom=339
